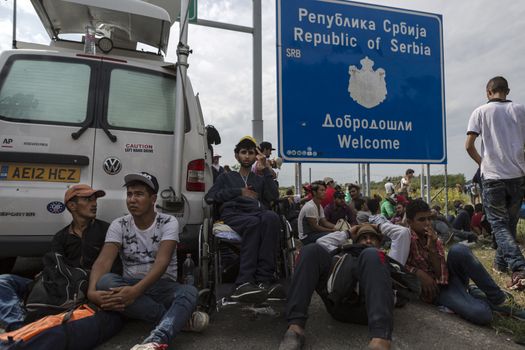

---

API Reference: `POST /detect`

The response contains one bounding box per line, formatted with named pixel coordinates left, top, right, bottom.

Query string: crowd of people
left=1, top=76, right=525, bottom=350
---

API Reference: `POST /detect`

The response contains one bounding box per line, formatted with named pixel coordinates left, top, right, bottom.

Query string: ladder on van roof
left=28, top=0, right=178, bottom=54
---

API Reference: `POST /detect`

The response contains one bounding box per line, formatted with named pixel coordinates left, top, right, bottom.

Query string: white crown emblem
left=348, top=56, right=387, bottom=109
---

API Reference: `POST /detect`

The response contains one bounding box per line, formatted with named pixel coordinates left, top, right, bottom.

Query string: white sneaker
left=184, top=311, right=209, bottom=333
left=130, top=343, right=168, bottom=350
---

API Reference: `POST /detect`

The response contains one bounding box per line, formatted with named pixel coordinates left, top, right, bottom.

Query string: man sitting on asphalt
left=278, top=224, right=394, bottom=350
left=88, top=172, right=208, bottom=350
left=324, top=190, right=357, bottom=226
left=0, top=184, right=119, bottom=332
left=405, top=199, right=525, bottom=325
left=205, top=136, right=280, bottom=303
left=298, top=180, right=337, bottom=245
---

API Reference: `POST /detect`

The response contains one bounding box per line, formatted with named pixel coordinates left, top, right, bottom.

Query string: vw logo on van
left=103, top=157, right=122, bottom=175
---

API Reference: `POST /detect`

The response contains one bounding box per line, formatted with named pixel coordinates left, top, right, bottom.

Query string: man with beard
left=205, top=136, right=280, bottom=303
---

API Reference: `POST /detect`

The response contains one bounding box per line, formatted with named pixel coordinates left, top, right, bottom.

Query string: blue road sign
left=277, top=0, right=446, bottom=163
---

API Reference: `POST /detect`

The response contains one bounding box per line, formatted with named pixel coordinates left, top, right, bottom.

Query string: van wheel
left=0, top=257, right=17, bottom=274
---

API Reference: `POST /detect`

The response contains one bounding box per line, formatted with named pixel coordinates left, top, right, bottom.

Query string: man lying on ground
left=278, top=224, right=395, bottom=350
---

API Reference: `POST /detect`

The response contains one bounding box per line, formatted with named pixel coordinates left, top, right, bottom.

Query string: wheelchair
left=197, top=199, right=297, bottom=313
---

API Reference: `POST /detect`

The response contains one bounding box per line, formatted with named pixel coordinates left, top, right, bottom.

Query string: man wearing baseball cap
left=206, top=136, right=281, bottom=303
left=0, top=184, right=114, bottom=332
left=88, top=172, right=208, bottom=350
left=279, top=224, right=395, bottom=350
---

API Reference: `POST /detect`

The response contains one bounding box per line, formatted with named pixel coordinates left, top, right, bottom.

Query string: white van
left=0, top=0, right=212, bottom=272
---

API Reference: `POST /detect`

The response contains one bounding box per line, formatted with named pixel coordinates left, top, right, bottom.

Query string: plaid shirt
left=405, top=229, right=449, bottom=285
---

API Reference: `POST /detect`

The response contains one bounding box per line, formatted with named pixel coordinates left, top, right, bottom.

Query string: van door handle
left=71, top=124, right=89, bottom=140
left=101, top=125, right=117, bottom=143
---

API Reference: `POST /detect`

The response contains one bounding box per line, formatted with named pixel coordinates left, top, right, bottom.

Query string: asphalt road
left=9, top=258, right=524, bottom=350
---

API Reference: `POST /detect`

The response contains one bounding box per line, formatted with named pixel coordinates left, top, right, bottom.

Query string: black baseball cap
left=259, top=141, right=275, bottom=151
left=124, top=172, right=159, bottom=193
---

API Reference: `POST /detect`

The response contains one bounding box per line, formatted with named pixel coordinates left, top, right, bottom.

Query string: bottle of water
left=183, top=253, right=195, bottom=285
left=84, top=25, right=96, bottom=55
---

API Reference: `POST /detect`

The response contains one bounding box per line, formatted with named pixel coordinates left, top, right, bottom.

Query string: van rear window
left=107, top=69, right=176, bottom=132
left=0, top=59, right=90, bottom=123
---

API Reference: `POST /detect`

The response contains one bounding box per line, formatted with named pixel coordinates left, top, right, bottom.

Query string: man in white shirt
left=384, top=178, right=395, bottom=196
left=465, top=76, right=525, bottom=291
left=298, top=180, right=336, bottom=245
left=88, top=172, right=208, bottom=350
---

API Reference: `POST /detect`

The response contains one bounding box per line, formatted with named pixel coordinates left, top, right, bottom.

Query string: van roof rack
left=30, top=0, right=173, bottom=54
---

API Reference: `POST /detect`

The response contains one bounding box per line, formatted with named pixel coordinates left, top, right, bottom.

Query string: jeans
left=96, top=273, right=197, bottom=345
left=0, top=274, right=32, bottom=331
left=436, top=244, right=505, bottom=325
left=221, top=208, right=280, bottom=284
left=482, top=177, right=525, bottom=271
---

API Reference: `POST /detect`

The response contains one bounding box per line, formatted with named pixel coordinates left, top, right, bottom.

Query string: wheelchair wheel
left=280, top=215, right=297, bottom=280
left=198, top=217, right=212, bottom=289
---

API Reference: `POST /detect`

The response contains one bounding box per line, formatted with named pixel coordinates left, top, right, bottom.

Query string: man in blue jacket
left=205, top=136, right=280, bottom=303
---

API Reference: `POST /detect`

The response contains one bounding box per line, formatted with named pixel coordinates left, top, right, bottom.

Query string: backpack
left=206, top=125, right=221, bottom=145
left=326, top=244, right=421, bottom=317
left=0, top=305, right=123, bottom=350
left=24, top=252, right=89, bottom=323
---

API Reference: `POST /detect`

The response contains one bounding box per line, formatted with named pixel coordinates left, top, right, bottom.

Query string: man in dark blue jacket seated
left=205, top=136, right=280, bottom=303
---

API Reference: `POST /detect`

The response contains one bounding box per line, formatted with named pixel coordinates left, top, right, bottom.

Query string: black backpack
left=24, top=252, right=89, bottom=323
left=326, top=244, right=421, bottom=318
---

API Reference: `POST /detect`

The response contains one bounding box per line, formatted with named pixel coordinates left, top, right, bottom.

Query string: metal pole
left=357, top=164, right=361, bottom=186
left=252, top=0, right=263, bottom=142
left=12, top=0, right=17, bottom=49
left=366, top=163, right=371, bottom=197
left=309, top=167, right=312, bottom=184
left=172, top=0, right=190, bottom=201
left=295, top=163, right=302, bottom=197
left=444, top=164, right=449, bottom=215
left=420, top=164, right=425, bottom=199
left=426, top=164, right=431, bottom=204
left=361, top=163, right=366, bottom=193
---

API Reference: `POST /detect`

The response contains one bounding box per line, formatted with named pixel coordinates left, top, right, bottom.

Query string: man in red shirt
left=320, top=177, right=336, bottom=208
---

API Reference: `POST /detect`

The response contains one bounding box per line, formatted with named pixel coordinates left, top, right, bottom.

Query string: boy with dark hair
left=323, top=191, right=357, bottom=226
left=88, top=172, right=207, bottom=350
left=297, top=180, right=336, bottom=245
left=205, top=136, right=280, bottom=303
left=405, top=199, right=524, bottom=325
left=466, top=76, right=525, bottom=288
left=278, top=225, right=394, bottom=350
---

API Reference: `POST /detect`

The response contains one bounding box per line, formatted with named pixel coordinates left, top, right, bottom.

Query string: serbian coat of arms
left=348, top=56, right=387, bottom=109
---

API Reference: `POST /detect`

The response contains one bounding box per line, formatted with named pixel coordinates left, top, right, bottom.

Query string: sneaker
left=130, top=343, right=168, bottom=350
left=508, top=270, right=525, bottom=291
left=184, top=311, right=209, bottom=332
left=258, top=282, right=286, bottom=300
left=467, top=285, right=487, bottom=300
left=230, top=282, right=268, bottom=304
left=278, top=329, right=305, bottom=350
left=491, top=292, right=525, bottom=321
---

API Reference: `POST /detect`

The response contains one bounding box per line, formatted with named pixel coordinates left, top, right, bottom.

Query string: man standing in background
left=465, top=76, right=525, bottom=289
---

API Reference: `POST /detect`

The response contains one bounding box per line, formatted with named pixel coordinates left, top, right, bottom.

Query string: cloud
left=1, top=0, right=524, bottom=187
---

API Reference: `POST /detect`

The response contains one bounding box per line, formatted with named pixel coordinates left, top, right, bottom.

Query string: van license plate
left=0, top=164, right=81, bottom=183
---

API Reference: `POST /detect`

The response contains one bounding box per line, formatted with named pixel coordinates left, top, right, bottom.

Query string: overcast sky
left=1, top=0, right=525, bottom=187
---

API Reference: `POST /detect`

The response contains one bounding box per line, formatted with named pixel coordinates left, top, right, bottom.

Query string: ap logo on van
left=103, top=157, right=122, bottom=175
